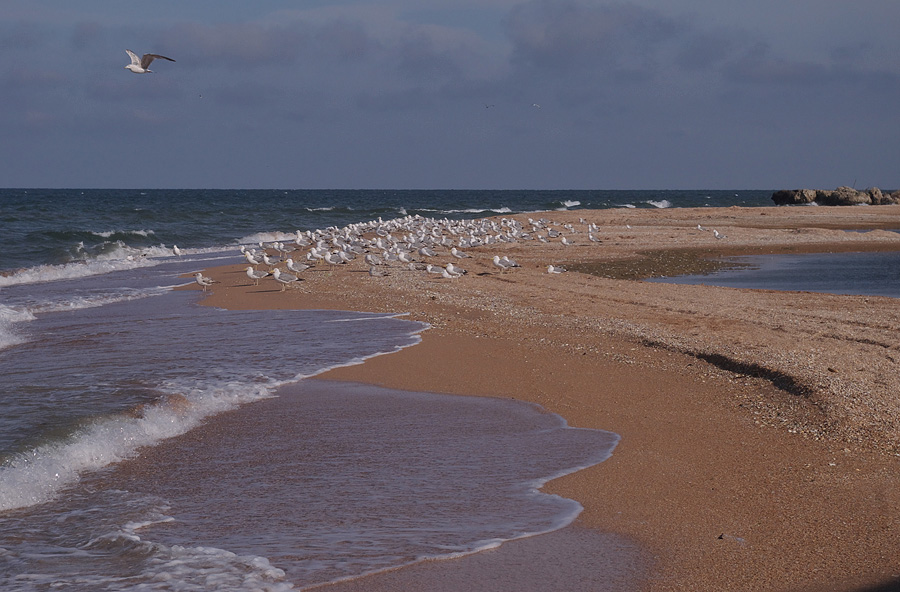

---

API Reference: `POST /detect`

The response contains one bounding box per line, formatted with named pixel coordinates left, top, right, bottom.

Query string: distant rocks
left=772, top=186, right=900, bottom=206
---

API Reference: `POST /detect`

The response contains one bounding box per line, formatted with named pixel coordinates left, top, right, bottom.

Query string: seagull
left=492, top=255, right=512, bottom=273
left=285, top=258, right=309, bottom=274
left=324, top=252, right=344, bottom=269
left=547, top=265, right=566, bottom=274
left=246, top=266, right=269, bottom=285
left=713, top=229, right=727, bottom=239
left=124, top=50, right=175, bottom=74
left=194, top=272, right=215, bottom=291
left=272, top=268, right=298, bottom=291
left=244, top=251, right=261, bottom=267
left=172, top=245, right=183, bottom=257
left=446, top=262, right=467, bottom=276
left=450, top=247, right=470, bottom=259
left=262, top=253, right=278, bottom=268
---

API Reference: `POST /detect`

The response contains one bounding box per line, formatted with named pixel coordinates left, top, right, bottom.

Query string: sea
left=0, top=188, right=790, bottom=590
left=645, top=250, right=900, bottom=298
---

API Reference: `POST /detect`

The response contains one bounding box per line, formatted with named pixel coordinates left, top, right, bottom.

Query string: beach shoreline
left=196, top=206, right=900, bottom=591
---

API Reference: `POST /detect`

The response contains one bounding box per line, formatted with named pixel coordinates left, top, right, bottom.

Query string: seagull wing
left=141, top=53, right=176, bottom=69
left=126, top=49, right=141, bottom=66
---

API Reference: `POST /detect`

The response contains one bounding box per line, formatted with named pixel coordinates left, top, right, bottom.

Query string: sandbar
left=196, top=205, right=900, bottom=591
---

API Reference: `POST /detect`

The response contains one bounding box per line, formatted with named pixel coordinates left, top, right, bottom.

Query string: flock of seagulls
left=216, top=214, right=600, bottom=292
left=182, top=213, right=729, bottom=293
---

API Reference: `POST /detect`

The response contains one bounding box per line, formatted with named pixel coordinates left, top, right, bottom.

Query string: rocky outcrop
left=772, top=186, right=900, bottom=206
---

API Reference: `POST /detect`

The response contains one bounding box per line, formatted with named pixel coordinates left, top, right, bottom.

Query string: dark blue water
left=647, top=251, right=900, bottom=298
left=0, top=189, right=771, bottom=271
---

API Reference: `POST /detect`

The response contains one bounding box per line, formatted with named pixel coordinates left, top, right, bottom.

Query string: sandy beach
left=197, top=205, right=900, bottom=591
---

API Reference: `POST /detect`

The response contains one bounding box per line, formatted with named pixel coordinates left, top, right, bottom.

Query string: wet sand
left=197, top=206, right=900, bottom=591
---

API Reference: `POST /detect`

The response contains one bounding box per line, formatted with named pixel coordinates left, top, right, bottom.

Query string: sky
left=2, top=0, right=898, bottom=189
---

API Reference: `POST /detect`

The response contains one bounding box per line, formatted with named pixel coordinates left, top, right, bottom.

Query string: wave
left=0, top=288, right=170, bottom=352
left=237, top=231, right=300, bottom=245
left=0, top=305, right=35, bottom=351
left=87, top=229, right=156, bottom=239
left=0, top=256, right=161, bottom=288
left=0, top=245, right=233, bottom=287
left=426, top=207, right=514, bottom=215
left=0, top=315, right=426, bottom=513
left=646, top=199, right=672, bottom=209
left=0, top=380, right=278, bottom=512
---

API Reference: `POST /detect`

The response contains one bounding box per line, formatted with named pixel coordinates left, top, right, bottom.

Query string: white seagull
left=492, top=255, right=511, bottom=273
left=547, top=265, right=566, bottom=274
left=272, top=268, right=298, bottom=291
left=246, top=266, right=269, bottom=285
left=446, top=262, right=467, bottom=276
left=285, top=258, right=309, bottom=274
left=125, top=50, right=175, bottom=74
left=194, top=272, right=215, bottom=291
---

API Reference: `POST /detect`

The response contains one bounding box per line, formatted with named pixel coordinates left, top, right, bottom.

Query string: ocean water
left=0, top=188, right=769, bottom=590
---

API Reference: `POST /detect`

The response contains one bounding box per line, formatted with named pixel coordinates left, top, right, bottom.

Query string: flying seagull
left=125, top=50, right=175, bottom=73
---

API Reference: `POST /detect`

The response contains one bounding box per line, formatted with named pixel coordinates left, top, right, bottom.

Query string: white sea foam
left=424, top=207, right=513, bottom=215
left=647, top=199, right=672, bottom=208
left=26, top=519, right=295, bottom=591
left=0, top=245, right=234, bottom=288
left=0, top=304, right=35, bottom=350
left=89, top=229, right=156, bottom=239
left=0, top=380, right=277, bottom=512
left=0, top=256, right=156, bottom=288
left=238, top=231, right=298, bottom=245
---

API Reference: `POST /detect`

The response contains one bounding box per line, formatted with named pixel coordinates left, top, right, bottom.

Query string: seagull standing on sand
left=124, top=50, right=175, bottom=73
left=246, top=266, right=269, bottom=285
left=272, top=268, right=298, bottom=291
left=194, top=272, right=215, bottom=291
left=492, top=255, right=511, bottom=273
left=446, top=262, right=467, bottom=276
left=286, top=258, right=309, bottom=274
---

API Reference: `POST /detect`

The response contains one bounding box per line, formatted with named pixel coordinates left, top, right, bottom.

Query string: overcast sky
left=2, top=1, right=898, bottom=189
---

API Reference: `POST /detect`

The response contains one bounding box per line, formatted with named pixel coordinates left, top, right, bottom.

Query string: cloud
left=505, top=0, right=682, bottom=76
left=159, top=22, right=313, bottom=68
